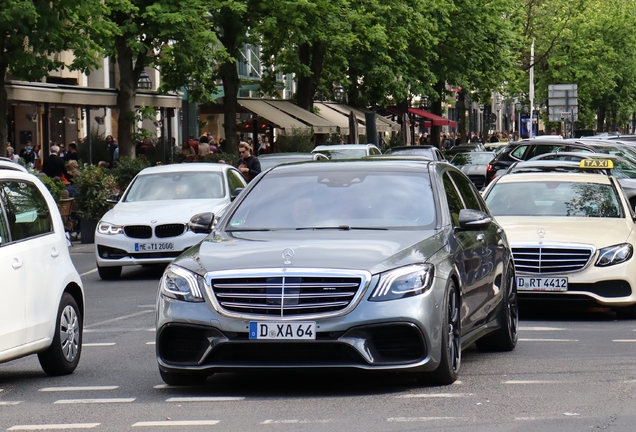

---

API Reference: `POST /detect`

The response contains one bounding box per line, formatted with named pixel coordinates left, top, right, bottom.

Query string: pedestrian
left=106, top=135, right=118, bottom=167
left=6, top=145, right=19, bottom=163
left=236, top=142, right=261, bottom=182
left=64, top=143, right=79, bottom=161
left=42, top=145, right=68, bottom=179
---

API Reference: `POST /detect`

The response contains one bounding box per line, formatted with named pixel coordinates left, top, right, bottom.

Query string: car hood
left=494, top=216, right=633, bottom=246
left=100, top=199, right=229, bottom=225
left=173, top=229, right=445, bottom=276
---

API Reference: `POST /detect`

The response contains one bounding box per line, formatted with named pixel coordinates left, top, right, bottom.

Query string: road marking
left=83, top=343, right=116, bottom=347
left=85, top=328, right=150, bottom=333
left=387, top=417, right=461, bottom=422
left=260, top=420, right=331, bottom=425
left=613, top=339, right=636, bottom=343
left=519, top=338, right=579, bottom=342
left=624, top=379, right=636, bottom=383
left=80, top=269, right=97, bottom=277
left=8, top=424, right=100, bottom=430
left=0, top=401, right=22, bottom=406
left=519, top=326, right=567, bottom=331
left=54, top=398, right=135, bottom=404
left=146, top=328, right=156, bottom=332
left=504, top=380, right=564, bottom=384
left=137, top=304, right=155, bottom=308
left=166, top=397, right=244, bottom=402
left=84, top=310, right=154, bottom=329
left=132, top=420, right=219, bottom=427
left=515, top=417, right=539, bottom=421
left=40, top=386, right=118, bottom=392
left=395, top=393, right=472, bottom=398
left=146, top=342, right=156, bottom=345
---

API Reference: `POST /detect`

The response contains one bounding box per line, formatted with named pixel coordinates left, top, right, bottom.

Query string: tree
left=0, top=0, right=106, bottom=156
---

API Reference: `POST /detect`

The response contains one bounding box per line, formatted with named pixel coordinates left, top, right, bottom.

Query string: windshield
left=316, top=149, right=368, bottom=159
left=485, top=181, right=622, bottom=218
left=389, top=148, right=435, bottom=158
left=227, top=169, right=437, bottom=230
left=451, top=153, right=494, bottom=166
left=124, top=171, right=226, bottom=202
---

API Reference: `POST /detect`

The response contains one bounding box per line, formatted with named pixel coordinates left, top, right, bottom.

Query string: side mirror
left=188, top=212, right=215, bottom=234
left=458, top=209, right=492, bottom=230
left=231, top=187, right=244, bottom=201
left=106, top=193, right=120, bottom=204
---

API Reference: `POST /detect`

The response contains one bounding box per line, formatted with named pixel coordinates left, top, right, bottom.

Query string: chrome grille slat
left=512, top=245, right=593, bottom=274
left=220, top=301, right=350, bottom=310
left=216, top=292, right=355, bottom=299
left=213, top=282, right=359, bottom=289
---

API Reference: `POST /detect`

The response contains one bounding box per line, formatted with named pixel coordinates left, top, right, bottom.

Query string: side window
left=227, top=169, right=246, bottom=195
left=449, top=171, right=483, bottom=211
left=570, top=146, right=593, bottom=153
left=0, top=205, right=9, bottom=245
left=370, top=147, right=381, bottom=155
left=0, top=181, right=53, bottom=242
left=510, top=145, right=528, bottom=160
left=443, top=172, right=464, bottom=226
left=526, top=144, right=566, bottom=159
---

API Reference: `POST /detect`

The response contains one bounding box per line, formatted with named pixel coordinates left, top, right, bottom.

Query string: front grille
left=124, top=225, right=152, bottom=239
left=211, top=276, right=362, bottom=317
left=512, top=246, right=593, bottom=274
left=155, top=223, right=186, bottom=238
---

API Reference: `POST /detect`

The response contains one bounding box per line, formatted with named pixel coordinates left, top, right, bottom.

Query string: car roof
left=0, top=168, right=41, bottom=181
left=0, top=160, right=29, bottom=173
left=389, top=145, right=436, bottom=151
left=137, top=163, right=230, bottom=176
left=532, top=152, right=623, bottom=161
left=269, top=157, right=434, bottom=174
left=258, top=153, right=315, bottom=159
left=495, top=171, right=613, bottom=185
left=312, top=144, right=379, bottom=151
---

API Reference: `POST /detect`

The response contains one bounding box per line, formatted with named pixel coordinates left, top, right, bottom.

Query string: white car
left=0, top=170, right=84, bottom=375
left=95, top=163, right=247, bottom=279
left=312, top=144, right=382, bottom=159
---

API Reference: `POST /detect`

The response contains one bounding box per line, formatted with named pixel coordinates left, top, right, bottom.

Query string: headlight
left=97, top=221, right=123, bottom=235
left=160, top=266, right=205, bottom=302
left=369, top=264, right=435, bottom=302
left=596, top=243, right=633, bottom=267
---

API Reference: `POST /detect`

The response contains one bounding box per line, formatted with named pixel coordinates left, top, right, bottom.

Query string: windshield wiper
left=226, top=228, right=272, bottom=232
left=296, top=226, right=388, bottom=231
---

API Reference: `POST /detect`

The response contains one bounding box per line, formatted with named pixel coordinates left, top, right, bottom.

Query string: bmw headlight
left=595, top=243, right=633, bottom=267
left=160, top=266, right=205, bottom=302
left=370, top=264, right=435, bottom=302
left=97, top=221, right=123, bottom=235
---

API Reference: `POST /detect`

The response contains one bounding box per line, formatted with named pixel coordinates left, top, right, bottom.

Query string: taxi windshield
left=227, top=169, right=437, bottom=230
left=485, top=181, right=623, bottom=218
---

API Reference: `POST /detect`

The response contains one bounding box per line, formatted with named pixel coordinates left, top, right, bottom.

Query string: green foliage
left=110, top=156, right=151, bottom=191
left=37, top=176, right=66, bottom=203
left=275, top=128, right=314, bottom=153
left=73, top=166, right=118, bottom=219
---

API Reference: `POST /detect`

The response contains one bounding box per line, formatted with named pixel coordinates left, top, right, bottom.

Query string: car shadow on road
left=519, top=300, right=618, bottom=322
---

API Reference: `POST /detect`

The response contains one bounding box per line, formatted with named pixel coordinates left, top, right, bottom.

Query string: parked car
left=449, top=152, right=496, bottom=190
left=482, top=159, right=636, bottom=318
left=258, top=152, right=328, bottom=171
left=384, top=145, right=445, bottom=161
left=0, top=157, right=28, bottom=173
left=444, top=143, right=486, bottom=159
left=311, top=144, right=381, bottom=159
left=0, top=169, right=84, bottom=375
left=156, top=158, right=517, bottom=386
left=95, top=163, right=247, bottom=280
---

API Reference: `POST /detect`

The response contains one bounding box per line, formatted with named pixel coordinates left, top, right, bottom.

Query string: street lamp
left=138, top=70, right=152, bottom=90
left=333, top=83, right=345, bottom=103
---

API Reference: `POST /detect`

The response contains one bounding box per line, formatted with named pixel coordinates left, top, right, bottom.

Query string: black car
left=385, top=145, right=445, bottom=161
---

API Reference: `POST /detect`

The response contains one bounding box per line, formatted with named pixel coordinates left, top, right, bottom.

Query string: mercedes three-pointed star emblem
left=282, top=248, right=295, bottom=265
left=537, top=228, right=546, bottom=238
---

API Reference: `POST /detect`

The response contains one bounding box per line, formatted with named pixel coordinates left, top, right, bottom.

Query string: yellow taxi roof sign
left=580, top=159, right=614, bottom=169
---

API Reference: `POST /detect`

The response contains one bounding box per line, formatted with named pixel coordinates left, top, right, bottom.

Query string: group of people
left=178, top=134, right=225, bottom=162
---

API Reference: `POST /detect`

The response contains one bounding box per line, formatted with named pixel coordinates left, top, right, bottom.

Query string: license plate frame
left=134, top=242, right=175, bottom=252
left=517, top=276, right=568, bottom=292
left=249, top=321, right=316, bottom=340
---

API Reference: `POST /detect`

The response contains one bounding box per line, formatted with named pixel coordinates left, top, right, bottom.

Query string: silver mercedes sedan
left=155, top=158, right=518, bottom=386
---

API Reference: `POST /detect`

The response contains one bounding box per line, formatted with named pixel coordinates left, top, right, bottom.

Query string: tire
left=38, top=293, right=82, bottom=376
left=159, top=368, right=209, bottom=386
left=615, top=304, right=636, bottom=320
left=97, top=264, right=121, bottom=280
left=476, top=263, right=519, bottom=351
left=421, top=281, right=461, bottom=385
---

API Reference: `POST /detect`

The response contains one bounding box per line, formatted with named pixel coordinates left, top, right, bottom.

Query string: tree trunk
left=296, top=42, right=326, bottom=111
left=597, top=106, right=606, bottom=132
left=457, top=89, right=467, bottom=144
left=116, top=37, right=137, bottom=159
left=0, top=63, right=7, bottom=158
left=430, top=80, right=445, bottom=149
left=220, top=60, right=239, bottom=156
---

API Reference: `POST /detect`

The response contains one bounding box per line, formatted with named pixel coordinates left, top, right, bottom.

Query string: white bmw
left=95, top=163, right=247, bottom=279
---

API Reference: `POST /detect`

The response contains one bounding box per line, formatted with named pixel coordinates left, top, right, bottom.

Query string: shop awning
left=265, top=100, right=338, bottom=134
left=312, top=103, right=365, bottom=135
left=238, top=99, right=310, bottom=131
left=407, top=107, right=457, bottom=128
left=318, top=102, right=400, bottom=133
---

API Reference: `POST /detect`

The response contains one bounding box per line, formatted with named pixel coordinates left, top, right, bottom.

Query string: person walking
left=236, top=142, right=261, bottom=182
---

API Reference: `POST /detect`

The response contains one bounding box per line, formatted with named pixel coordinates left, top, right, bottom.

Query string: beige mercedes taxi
left=482, top=159, right=636, bottom=318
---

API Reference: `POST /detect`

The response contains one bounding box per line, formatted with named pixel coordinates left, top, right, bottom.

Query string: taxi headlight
left=370, top=264, right=435, bottom=302
left=160, top=266, right=205, bottom=302
left=595, top=243, right=633, bottom=267
left=97, top=221, right=123, bottom=235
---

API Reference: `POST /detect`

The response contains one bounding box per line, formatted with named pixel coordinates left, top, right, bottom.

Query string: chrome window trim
left=204, top=268, right=373, bottom=321
left=511, top=241, right=596, bottom=275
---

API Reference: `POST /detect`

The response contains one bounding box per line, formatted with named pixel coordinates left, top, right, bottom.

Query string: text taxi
left=482, top=158, right=636, bottom=318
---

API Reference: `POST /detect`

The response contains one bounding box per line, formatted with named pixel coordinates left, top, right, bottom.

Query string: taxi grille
left=124, top=225, right=152, bottom=239
left=155, top=223, right=186, bottom=238
left=210, top=276, right=362, bottom=317
left=512, top=246, right=593, bottom=274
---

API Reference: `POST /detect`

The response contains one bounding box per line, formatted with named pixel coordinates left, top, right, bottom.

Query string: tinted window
left=228, top=169, right=436, bottom=229
left=449, top=172, right=483, bottom=211
left=316, top=149, right=368, bottom=159
left=0, top=181, right=53, bottom=241
left=443, top=173, right=464, bottom=226
left=227, top=169, right=246, bottom=195
left=526, top=144, right=565, bottom=159
left=510, top=145, right=528, bottom=160
left=370, top=147, right=381, bottom=155
left=124, top=172, right=226, bottom=201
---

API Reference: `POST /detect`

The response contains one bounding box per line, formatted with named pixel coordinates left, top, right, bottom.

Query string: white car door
left=0, top=188, right=26, bottom=353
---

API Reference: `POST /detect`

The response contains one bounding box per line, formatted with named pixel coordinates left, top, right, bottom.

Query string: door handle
left=51, top=247, right=60, bottom=258
left=476, top=234, right=485, bottom=243
left=12, top=258, right=23, bottom=269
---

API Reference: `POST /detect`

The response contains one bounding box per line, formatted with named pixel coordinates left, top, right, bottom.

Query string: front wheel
left=159, top=369, right=209, bottom=386
left=421, top=281, right=461, bottom=385
left=38, top=293, right=82, bottom=376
